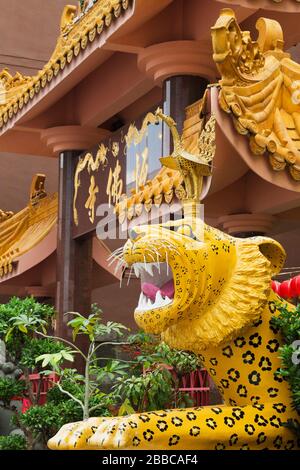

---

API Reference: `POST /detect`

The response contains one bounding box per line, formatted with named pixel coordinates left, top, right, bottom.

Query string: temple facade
left=0, top=0, right=300, bottom=340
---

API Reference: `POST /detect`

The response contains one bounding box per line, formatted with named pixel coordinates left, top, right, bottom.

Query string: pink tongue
left=142, top=279, right=174, bottom=301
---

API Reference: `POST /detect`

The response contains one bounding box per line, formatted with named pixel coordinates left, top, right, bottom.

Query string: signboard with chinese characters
left=72, top=108, right=163, bottom=238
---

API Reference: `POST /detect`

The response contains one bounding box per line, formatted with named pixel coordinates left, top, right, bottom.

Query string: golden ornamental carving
left=159, top=109, right=215, bottom=202
left=115, top=98, right=214, bottom=222
left=73, top=107, right=163, bottom=225
left=73, top=144, right=109, bottom=226
left=212, top=8, right=300, bottom=181
left=0, top=175, right=57, bottom=278
left=0, top=209, right=14, bottom=223
left=30, top=174, right=47, bottom=206
left=218, top=0, right=300, bottom=8
left=0, top=69, right=32, bottom=108
left=0, top=0, right=131, bottom=130
left=125, top=111, right=160, bottom=148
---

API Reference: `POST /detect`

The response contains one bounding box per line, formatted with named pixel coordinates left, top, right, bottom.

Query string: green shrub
left=0, top=377, right=25, bottom=407
left=271, top=303, right=300, bottom=438
left=19, top=401, right=82, bottom=445
left=20, top=338, right=66, bottom=370
left=0, top=297, right=55, bottom=363
left=114, top=367, right=175, bottom=412
left=0, top=434, right=27, bottom=450
left=134, top=340, right=202, bottom=376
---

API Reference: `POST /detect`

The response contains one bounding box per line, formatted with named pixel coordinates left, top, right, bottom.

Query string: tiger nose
left=129, top=228, right=143, bottom=241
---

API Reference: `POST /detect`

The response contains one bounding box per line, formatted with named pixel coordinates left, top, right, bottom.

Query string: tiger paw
left=48, top=417, right=107, bottom=450
left=48, top=416, right=139, bottom=450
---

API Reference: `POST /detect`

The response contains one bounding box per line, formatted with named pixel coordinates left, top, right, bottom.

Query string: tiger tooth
left=138, top=292, right=143, bottom=309
left=142, top=293, right=148, bottom=309
left=163, top=296, right=172, bottom=306
left=144, top=264, right=153, bottom=276
left=155, top=291, right=164, bottom=306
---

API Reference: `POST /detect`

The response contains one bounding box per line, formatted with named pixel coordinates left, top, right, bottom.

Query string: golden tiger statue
left=48, top=215, right=299, bottom=450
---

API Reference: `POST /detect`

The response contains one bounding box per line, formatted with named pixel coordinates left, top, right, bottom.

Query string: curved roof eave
left=0, top=0, right=134, bottom=134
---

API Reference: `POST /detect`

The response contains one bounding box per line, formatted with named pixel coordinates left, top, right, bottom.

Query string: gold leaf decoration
left=212, top=8, right=300, bottom=181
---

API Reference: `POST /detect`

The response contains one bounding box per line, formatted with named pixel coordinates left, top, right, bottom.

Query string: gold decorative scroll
left=125, top=111, right=160, bottom=148
left=212, top=8, right=300, bottom=181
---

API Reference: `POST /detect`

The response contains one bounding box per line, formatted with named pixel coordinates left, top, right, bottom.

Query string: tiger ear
left=256, top=237, right=286, bottom=275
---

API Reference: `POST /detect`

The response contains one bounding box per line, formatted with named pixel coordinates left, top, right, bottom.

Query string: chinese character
left=111, top=141, right=120, bottom=158
left=106, top=160, right=123, bottom=207
left=85, top=175, right=99, bottom=223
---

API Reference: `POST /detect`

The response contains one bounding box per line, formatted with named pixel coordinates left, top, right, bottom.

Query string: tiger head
left=122, top=216, right=285, bottom=352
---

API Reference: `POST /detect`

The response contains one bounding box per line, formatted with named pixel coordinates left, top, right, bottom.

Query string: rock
left=10, top=428, right=25, bottom=438
left=0, top=340, right=5, bottom=364
left=13, top=369, right=23, bottom=379
left=2, top=362, right=15, bottom=374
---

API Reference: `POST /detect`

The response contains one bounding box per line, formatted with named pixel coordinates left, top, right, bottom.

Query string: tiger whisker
left=127, top=265, right=133, bottom=286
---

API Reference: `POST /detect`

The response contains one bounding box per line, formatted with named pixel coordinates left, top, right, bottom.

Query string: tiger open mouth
left=132, top=262, right=174, bottom=312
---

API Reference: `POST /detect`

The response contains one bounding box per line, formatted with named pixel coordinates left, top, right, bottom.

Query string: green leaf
left=61, top=351, right=74, bottom=362
left=4, top=327, right=14, bottom=342
left=18, top=324, right=28, bottom=333
left=35, top=354, right=51, bottom=368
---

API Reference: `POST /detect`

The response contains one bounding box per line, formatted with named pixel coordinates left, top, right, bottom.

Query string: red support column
left=41, top=126, right=109, bottom=365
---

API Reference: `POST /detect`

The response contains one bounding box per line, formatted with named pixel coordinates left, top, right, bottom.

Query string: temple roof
left=0, top=175, right=57, bottom=279
left=0, top=0, right=130, bottom=131
left=212, top=9, right=300, bottom=182
left=216, top=0, right=300, bottom=12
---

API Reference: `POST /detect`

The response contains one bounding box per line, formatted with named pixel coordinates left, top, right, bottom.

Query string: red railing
left=179, top=368, right=210, bottom=406
left=20, top=373, right=59, bottom=413
left=143, top=364, right=210, bottom=406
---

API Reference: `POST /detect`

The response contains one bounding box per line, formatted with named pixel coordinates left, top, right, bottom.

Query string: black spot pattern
left=234, top=337, right=246, bottom=348
left=229, top=433, right=238, bottom=446
left=249, top=333, right=262, bottom=348
left=224, top=417, right=235, bottom=428
left=171, top=417, right=183, bottom=427
left=168, top=435, right=180, bottom=446
left=248, top=371, right=261, bottom=386
left=189, top=426, right=200, bottom=437
left=206, top=418, right=217, bottom=430
left=254, top=415, right=268, bottom=427
left=237, top=385, right=248, bottom=398
left=222, top=346, right=233, bottom=358
left=257, top=432, right=267, bottom=444
left=242, top=351, right=255, bottom=364
left=245, top=424, right=255, bottom=435
left=227, top=368, right=240, bottom=382
left=232, top=408, right=245, bottom=420
left=156, top=420, right=168, bottom=432
left=143, top=430, right=154, bottom=441
left=186, top=412, right=197, bottom=421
